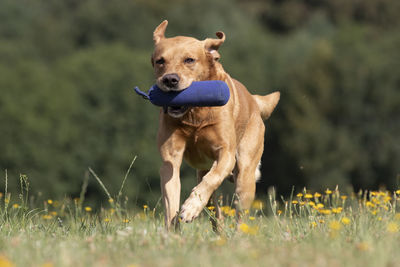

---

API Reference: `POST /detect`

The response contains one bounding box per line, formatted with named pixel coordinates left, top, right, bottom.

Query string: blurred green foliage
left=0, top=0, right=399, bottom=205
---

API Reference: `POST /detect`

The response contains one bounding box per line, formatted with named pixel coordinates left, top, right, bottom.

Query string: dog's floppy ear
left=204, top=32, right=225, bottom=61
left=153, top=20, right=168, bottom=44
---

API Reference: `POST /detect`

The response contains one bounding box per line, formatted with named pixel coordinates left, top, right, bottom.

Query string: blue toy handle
left=134, top=87, right=150, bottom=100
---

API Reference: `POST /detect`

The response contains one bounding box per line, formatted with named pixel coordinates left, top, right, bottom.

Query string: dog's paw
left=180, top=191, right=206, bottom=223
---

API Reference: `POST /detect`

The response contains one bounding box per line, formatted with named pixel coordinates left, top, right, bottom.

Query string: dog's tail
left=253, top=92, right=280, bottom=120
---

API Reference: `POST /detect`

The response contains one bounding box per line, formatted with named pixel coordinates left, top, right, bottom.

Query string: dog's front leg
left=180, top=149, right=235, bottom=222
left=159, top=131, right=185, bottom=230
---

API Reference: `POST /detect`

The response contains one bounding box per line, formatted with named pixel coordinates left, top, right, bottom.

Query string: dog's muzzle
left=162, top=73, right=180, bottom=89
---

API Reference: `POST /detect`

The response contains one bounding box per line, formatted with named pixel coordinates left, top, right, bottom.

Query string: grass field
left=1, top=174, right=400, bottom=267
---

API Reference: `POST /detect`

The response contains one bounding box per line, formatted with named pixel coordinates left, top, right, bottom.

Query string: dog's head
left=151, top=20, right=225, bottom=93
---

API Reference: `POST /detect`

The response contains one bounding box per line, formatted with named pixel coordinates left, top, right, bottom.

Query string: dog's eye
left=155, top=58, right=165, bottom=65
left=184, top=58, right=195, bottom=64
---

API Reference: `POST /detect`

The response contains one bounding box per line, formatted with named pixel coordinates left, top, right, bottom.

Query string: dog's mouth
left=167, top=106, right=189, bottom=118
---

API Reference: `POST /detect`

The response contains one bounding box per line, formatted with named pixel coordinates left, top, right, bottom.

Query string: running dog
left=151, top=20, right=280, bottom=229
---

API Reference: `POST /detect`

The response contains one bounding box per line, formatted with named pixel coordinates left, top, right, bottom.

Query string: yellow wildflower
left=220, top=207, right=228, bottom=216
left=50, top=211, right=57, bottom=216
left=296, top=193, right=303, bottom=197
left=251, top=200, right=263, bottom=210
left=227, top=209, right=236, bottom=217
left=84, top=206, right=92, bottom=212
left=277, top=210, right=282, bottom=215
left=304, top=194, right=313, bottom=199
left=239, top=223, right=259, bottom=235
left=310, top=222, right=317, bottom=228
left=292, top=200, right=298, bottom=204
left=42, top=215, right=53, bottom=220
left=249, top=216, right=255, bottom=221
left=143, top=204, right=149, bottom=209
left=383, top=196, right=392, bottom=203
left=222, top=206, right=236, bottom=216
left=221, top=206, right=230, bottom=213
left=331, top=208, right=339, bottom=214
left=341, top=217, right=351, bottom=225
left=319, top=209, right=332, bottom=215
left=319, top=219, right=325, bottom=224
left=104, top=218, right=110, bottom=222
left=366, top=201, right=375, bottom=208
left=325, top=189, right=332, bottom=194
left=122, top=219, right=130, bottom=223
left=329, top=220, right=342, bottom=231
left=239, top=223, right=249, bottom=233
left=387, top=222, right=399, bottom=233
left=341, top=195, right=347, bottom=200
left=109, top=208, right=115, bottom=214
left=332, top=207, right=343, bottom=214
left=108, top=198, right=114, bottom=203
left=396, top=190, right=400, bottom=195
left=308, top=201, right=315, bottom=207
left=47, top=199, right=53, bottom=205
left=378, top=191, right=387, bottom=197
left=316, top=203, right=324, bottom=209
left=0, top=255, right=14, bottom=267
left=314, top=192, right=322, bottom=198
left=12, top=204, right=19, bottom=209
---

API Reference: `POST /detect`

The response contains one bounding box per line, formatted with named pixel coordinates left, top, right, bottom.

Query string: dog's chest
left=184, top=149, right=215, bottom=170
left=183, top=135, right=217, bottom=171
left=175, top=108, right=221, bottom=170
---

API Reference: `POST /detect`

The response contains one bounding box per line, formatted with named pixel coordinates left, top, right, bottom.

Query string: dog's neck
left=179, top=106, right=216, bottom=127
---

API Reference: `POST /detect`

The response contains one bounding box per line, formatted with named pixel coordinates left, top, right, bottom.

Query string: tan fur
left=152, top=20, right=280, bottom=229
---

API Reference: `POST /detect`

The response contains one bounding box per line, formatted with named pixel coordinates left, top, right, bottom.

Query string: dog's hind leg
left=234, top=115, right=265, bottom=215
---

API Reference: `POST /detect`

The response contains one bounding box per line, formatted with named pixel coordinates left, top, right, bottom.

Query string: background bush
left=0, top=0, right=399, bottom=206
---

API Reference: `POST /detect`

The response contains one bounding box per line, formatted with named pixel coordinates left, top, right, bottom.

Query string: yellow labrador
left=151, top=20, right=280, bottom=229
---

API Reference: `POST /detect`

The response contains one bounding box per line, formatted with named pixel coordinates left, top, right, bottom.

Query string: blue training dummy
left=133, top=80, right=230, bottom=107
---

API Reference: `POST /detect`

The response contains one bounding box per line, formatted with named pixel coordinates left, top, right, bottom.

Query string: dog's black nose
left=162, top=73, right=180, bottom=88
